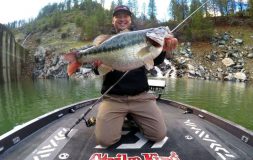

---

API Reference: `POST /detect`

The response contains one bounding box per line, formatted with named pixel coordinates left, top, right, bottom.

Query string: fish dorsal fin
left=137, top=46, right=150, bottom=57
left=93, top=34, right=112, bottom=46
left=144, top=57, right=154, bottom=70
left=97, top=64, right=113, bottom=75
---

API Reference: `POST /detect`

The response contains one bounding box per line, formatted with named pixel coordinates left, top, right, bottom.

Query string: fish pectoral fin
left=97, top=64, right=113, bottom=75
left=93, top=34, right=112, bottom=46
left=144, top=58, right=154, bottom=70
left=137, top=46, right=150, bottom=57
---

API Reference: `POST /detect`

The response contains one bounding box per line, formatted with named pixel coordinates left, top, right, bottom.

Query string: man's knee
left=145, top=125, right=167, bottom=142
left=96, top=136, right=120, bottom=147
left=152, top=129, right=167, bottom=142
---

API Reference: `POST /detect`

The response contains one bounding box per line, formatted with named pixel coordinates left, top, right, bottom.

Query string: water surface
left=164, top=79, right=253, bottom=130
left=0, top=78, right=252, bottom=135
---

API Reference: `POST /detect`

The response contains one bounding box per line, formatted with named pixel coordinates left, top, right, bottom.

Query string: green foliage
left=169, top=0, right=178, bottom=21
left=249, top=0, right=253, bottom=18
left=187, top=0, right=214, bottom=41
left=61, top=33, right=69, bottom=39
left=75, top=16, right=84, bottom=27
left=83, top=16, right=99, bottom=39
left=38, top=3, right=59, bottom=18
left=127, top=0, right=138, bottom=15
left=73, top=0, right=79, bottom=8
left=36, top=38, right=41, bottom=44
left=169, top=0, right=189, bottom=21
left=117, top=0, right=123, bottom=5
left=50, top=12, right=62, bottom=28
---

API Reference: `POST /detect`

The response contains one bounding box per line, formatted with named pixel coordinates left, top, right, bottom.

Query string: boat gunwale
left=0, top=98, right=252, bottom=155
left=159, top=98, right=253, bottom=147
left=0, top=98, right=98, bottom=154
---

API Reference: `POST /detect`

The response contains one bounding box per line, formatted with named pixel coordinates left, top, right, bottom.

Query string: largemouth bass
left=64, top=26, right=173, bottom=76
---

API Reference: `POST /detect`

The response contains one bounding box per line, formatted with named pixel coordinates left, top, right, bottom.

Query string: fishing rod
left=65, top=71, right=129, bottom=137
left=171, top=0, right=210, bottom=33
left=65, top=0, right=210, bottom=137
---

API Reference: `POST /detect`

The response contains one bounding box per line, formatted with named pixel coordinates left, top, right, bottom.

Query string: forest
left=5, top=0, right=253, bottom=41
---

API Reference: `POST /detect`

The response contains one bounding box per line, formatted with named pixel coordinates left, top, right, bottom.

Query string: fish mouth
left=147, top=37, right=162, bottom=47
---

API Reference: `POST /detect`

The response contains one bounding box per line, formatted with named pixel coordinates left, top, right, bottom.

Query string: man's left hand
left=92, top=60, right=103, bottom=68
left=163, top=38, right=178, bottom=51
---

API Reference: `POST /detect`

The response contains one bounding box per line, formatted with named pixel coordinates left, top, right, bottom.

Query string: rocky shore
left=32, top=32, right=253, bottom=82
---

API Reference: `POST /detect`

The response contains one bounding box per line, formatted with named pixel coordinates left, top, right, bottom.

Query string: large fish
left=64, top=26, right=173, bottom=76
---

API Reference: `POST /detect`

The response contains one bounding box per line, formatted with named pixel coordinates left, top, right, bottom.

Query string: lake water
left=0, top=78, right=252, bottom=135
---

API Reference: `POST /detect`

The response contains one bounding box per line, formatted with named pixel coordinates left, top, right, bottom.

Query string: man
left=95, top=5, right=178, bottom=146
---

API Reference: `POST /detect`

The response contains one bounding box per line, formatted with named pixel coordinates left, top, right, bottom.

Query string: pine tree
left=73, top=0, right=79, bottom=8
left=190, top=0, right=203, bottom=29
left=169, top=0, right=179, bottom=21
left=127, top=0, right=133, bottom=8
left=181, top=0, right=189, bottom=19
left=217, top=0, right=237, bottom=16
left=66, top=0, right=72, bottom=11
left=148, top=0, right=157, bottom=21
left=228, top=0, right=236, bottom=15
left=188, top=0, right=213, bottom=41
left=117, top=0, right=123, bottom=5
left=238, top=0, right=244, bottom=12
left=141, top=2, right=147, bottom=21
left=249, top=0, right=253, bottom=18
left=169, top=0, right=189, bottom=21
left=84, top=16, right=99, bottom=39
left=100, top=0, right=105, bottom=7
left=51, top=12, right=62, bottom=28
left=132, top=0, right=138, bottom=16
left=110, top=0, right=116, bottom=16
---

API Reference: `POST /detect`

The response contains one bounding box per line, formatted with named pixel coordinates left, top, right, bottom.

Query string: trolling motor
left=65, top=0, right=211, bottom=137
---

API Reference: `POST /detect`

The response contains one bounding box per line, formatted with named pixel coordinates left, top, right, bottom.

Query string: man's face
left=112, top=12, right=132, bottom=32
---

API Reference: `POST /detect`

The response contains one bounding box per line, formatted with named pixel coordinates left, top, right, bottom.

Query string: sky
left=0, top=0, right=171, bottom=24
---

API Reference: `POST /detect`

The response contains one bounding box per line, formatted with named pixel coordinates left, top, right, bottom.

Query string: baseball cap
left=113, top=5, right=132, bottom=16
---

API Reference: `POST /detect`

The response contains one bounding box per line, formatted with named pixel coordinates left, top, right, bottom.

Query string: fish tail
left=67, top=61, right=81, bottom=76
left=64, top=52, right=81, bottom=76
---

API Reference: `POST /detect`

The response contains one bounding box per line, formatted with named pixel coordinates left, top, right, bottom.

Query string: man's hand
left=64, top=51, right=78, bottom=63
left=163, top=37, right=178, bottom=51
left=92, top=60, right=102, bottom=68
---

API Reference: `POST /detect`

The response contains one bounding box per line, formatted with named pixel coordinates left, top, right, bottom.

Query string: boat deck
left=1, top=99, right=252, bottom=160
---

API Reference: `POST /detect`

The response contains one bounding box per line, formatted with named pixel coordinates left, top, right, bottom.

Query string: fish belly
left=105, top=43, right=147, bottom=71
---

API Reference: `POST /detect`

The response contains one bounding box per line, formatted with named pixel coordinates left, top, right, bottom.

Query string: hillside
left=11, top=15, right=253, bottom=82
left=191, top=25, right=253, bottom=81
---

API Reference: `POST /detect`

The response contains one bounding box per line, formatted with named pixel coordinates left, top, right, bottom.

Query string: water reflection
left=163, top=79, right=253, bottom=130
left=0, top=78, right=101, bottom=135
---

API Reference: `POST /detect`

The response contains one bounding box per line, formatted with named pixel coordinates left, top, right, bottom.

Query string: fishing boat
left=0, top=79, right=252, bottom=160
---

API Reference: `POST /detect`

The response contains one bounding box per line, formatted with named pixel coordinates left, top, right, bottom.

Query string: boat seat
left=148, top=79, right=166, bottom=99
